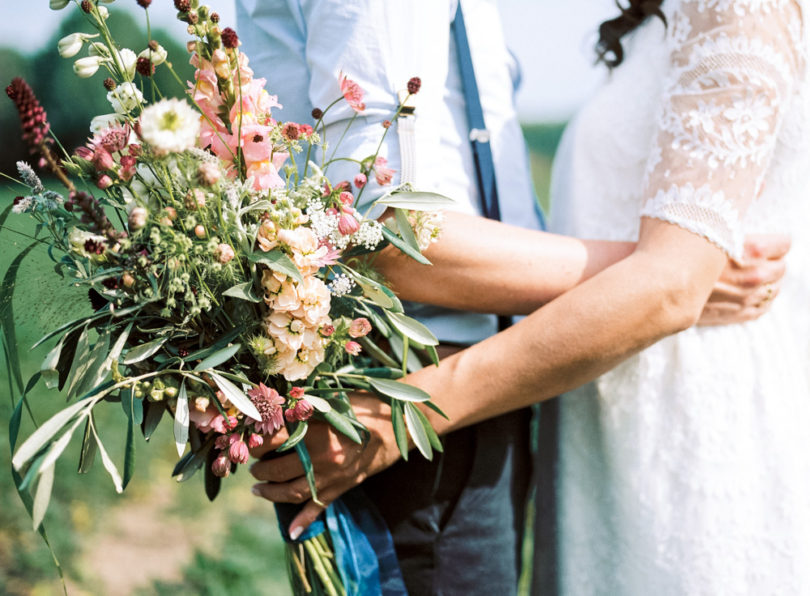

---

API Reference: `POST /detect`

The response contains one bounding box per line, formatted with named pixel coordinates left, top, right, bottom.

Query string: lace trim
left=640, top=183, right=744, bottom=257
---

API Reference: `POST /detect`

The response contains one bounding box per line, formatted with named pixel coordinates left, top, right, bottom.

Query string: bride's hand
left=699, top=234, right=790, bottom=325
left=248, top=393, right=401, bottom=539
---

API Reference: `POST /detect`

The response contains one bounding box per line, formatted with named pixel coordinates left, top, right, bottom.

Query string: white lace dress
left=547, top=1, right=810, bottom=594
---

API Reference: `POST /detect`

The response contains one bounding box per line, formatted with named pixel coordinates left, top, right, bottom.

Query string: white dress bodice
left=546, top=1, right=810, bottom=594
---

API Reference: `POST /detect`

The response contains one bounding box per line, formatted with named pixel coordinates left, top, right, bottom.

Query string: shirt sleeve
left=638, top=0, right=804, bottom=259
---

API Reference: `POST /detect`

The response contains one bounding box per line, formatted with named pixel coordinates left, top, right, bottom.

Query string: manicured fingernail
left=289, top=525, right=303, bottom=541
left=251, top=485, right=261, bottom=496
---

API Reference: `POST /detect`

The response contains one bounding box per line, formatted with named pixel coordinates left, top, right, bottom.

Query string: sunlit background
left=0, top=1, right=615, bottom=594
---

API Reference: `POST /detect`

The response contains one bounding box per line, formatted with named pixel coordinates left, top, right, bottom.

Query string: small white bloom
left=58, top=33, right=97, bottom=59
left=107, top=82, right=143, bottom=114
left=90, top=113, right=124, bottom=134
left=97, top=5, right=109, bottom=19
left=49, top=0, right=70, bottom=9
left=139, top=98, right=200, bottom=155
left=139, top=44, right=168, bottom=66
left=118, top=48, right=137, bottom=79
left=88, top=42, right=111, bottom=58
left=73, top=56, right=105, bottom=78
left=328, top=274, right=355, bottom=297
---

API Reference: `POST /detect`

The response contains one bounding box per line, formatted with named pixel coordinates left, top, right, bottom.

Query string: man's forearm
left=374, top=210, right=635, bottom=315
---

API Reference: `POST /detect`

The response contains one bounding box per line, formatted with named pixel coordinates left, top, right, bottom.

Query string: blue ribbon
left=275, top=488, right=407, bottom=596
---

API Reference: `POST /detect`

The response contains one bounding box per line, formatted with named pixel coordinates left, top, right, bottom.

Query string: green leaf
left=56, top=327, right=82, bottom=391
left=40, top=337, right=63, bottom=390
left=78, top=417, right=97, bottom=474
left=32, top=463, right=55, bottom=531
left=303, top=394, right=331, bottom=413
left=353, top=367, right=405, bottom=379
left=357, top=337, right=398, bottom=368
left=106, top=322, right=133, bottom=368
left=423, top=400, right=450, bottom=421
left=222, top=282, right=262, bottom=303
left=375, top=190, right=456, bottom=210
left=277, top=422, right=308, bottom=451
left=184, top=326, right=245, bottom=362
left=410, top=402, right=443, bottom=452
left=12, top=398, right=94, bottom=470
left=193, top=344, right=241, bottom=372
left=367, top=377, right=431, bottom=403
left=382, top=226, right=431, bottom=265
left=174, top=382, right=189, bottom=457
left=0, top=241, right=38, bottom=394
left=295, top=443, right=322, bottom=506
left=249, top=249, right=303, bottom=283
left=320, top=409, right=363, bottom=444
left=141, top=400, right=165, bottom=441
left=404, top=402, right=433, bottom=461
left=394, top=208, right=421, bottom=253
left=204, top=448, right=222, bottom=501
left=426, top=345, right=440, bottom=367
left=40, top=417, right=84, bottom=472
left=353, top=273, right=403, bottom=313
left=121, top=387, right=144, bottom=426
left=385, top=311, right=439, bottom=346
left=121, top=336, right=168, bottom=365
left=209, top=373, right=261, bottom=421
left=91, top=423, right=123, bottom=493
left=172, top=449, right=206, bottom=481
left=123, top=411, right=135, bottom=490
left=72, top=331, right=111, bottom=399
left=390, top=400, right=409, bottom=461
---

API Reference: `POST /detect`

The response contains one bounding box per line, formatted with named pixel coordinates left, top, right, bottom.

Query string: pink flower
left=339, top=191, right=354, bottom=207
left=338, top=212, right=360, bottom=235
left=284, top=408, right=296, bottom=423
left=92, top=147, right=114, bottom=171
left=282, top=122, right=300, bottom=141
left=348, top=317, right=372, bottom=338
left=211, top=453, right=231, bottom=478
left=294, top=399, right=314, bottom=421
left=345, top=341, right=362, bottom=356
left=289, top=387, right=305, bottom=399
left=321, top=324, right=335, bottom=337
left=339, top=72, right=366, bottom=113
left=96, top=174, right=113, bottom=190
left=229, top=439, right=250, bottom=464
left=248, top=433, right=263, bottom=449
left=247, top=383, right=286, bottom=435
left=210, top=414, right=238, bottom=434
left=299, top=124, right=314, bottom=137
left=216, top=243, right=235, bottom=264
left=373, top=156, right=395, bottom=186
left=354, top=173, right=367, bottom=189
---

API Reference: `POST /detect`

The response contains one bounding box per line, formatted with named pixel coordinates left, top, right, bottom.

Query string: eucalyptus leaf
left=121, top=336, right=168, bottom=365
left=193, top=344, right=241, bottom=372
left=72, top=331, right=111, bottom=399
left=32, top=463, right=55, bottom=531
left=390, top=400, right=409, bottom=461
left=367, top=377, right=431, bottom=403
left=174, top=382, right=190, bottom=457
left=394, top=208, right=421, bottom=253
left=13, top=397, right=94, bottom=470
left=375, top=191, right=456, bottom=210
left=64, top=327, right=90, bottom=397
left=222, top=282, right=262, bottom=303
left=304, top=394, right=331, bottom=413
left=382, top=227, right=431, bottom=265
left=385, top=311, right=439, bottom=346
left=404, top=402, right=433, bottom=461
left=426, top=344, right=440, bottom=367
left=209, top=373, right=261, bottom=421
left=249, top=249, right=303, bottom=283
left=353, top=273, right=404, bottom=312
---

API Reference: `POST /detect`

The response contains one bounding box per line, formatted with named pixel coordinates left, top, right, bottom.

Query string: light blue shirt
left=236, top=0, right=544, bottom=343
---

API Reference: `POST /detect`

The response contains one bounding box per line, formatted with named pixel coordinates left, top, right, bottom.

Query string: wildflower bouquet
left=3, top=1, right=450, bottom=594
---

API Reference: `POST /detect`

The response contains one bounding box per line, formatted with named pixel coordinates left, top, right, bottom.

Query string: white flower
left=97, top=5, right=109, bottom=19
left=88, top=42, right=111, bottom=58
left=139, top=44, right=168, bottom=66
left=73, top=56, right=105, bottom=78
left=68, top=228, right=107, bottom=258
left=90, top=113, right=124, bottom=134
left=58, top=33, right=97, bottom=58
left=117, top=49, right=137, bottom=79
left=107, top=82, right=143, bottom=114
left=139, top=98, right=200, bottom=155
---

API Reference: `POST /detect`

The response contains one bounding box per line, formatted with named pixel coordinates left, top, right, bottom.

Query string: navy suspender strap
left=452, top=3, right=512, bottom=331
left=451, top=3, right=502, bottom=222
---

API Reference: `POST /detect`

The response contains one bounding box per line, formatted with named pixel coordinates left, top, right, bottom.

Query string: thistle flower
left=221, top=28, right=239, bottom=49
left=407, top=76, right=422, bottom=95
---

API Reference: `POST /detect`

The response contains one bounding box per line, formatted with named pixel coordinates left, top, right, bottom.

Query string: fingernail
left=289, top=525, right=303, bottom=541
left=251, top=485, right=261, bottom=496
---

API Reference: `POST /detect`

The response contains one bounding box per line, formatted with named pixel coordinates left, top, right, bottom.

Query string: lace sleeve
left=639, top=0, right=804, bottom=259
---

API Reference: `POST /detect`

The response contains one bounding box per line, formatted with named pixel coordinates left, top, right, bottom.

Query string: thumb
left=289, top=500, right=327, bottom=541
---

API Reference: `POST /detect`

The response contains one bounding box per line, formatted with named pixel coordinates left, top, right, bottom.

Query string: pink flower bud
left=373, top=156, right=395, bottom=186
left=289, top=387, right=305, bottom=399
left=348, top=317, right=372, bottom=338
left=339, top=191, right=354, bottom=207
left=294, top=399, right=314, bottom=421
left=321, top=324, right=335, bottom=337
left=353, top=173, right=367, bottom=189
left=326, top=207, right=338, bottom=216
left=198, top=162, right=220, bottom=186
left=284, top=408, right=296, bottom=422
left=247, top=433, right=263, bottom=449
left=338, top=213, right=360, bottom=235
left=96, top=174, right=113, bottom=190
left=229, top=439, right=250, bottom=464
left=345, top=341, right=362, bottom=356
left=216, top=243, right=235, bottom=264
left=211, top=453, right=231, bottom=477
left=335, top=181, right=351, bottom=193
left=93, top=147, right=115, bottom=171
left=194, top=225, right=206, bottom=239
left=75, top=146, right=93, bottom=160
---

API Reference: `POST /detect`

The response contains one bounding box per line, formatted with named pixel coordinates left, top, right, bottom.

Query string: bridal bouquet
left=3, top=1, right=449, bottom=594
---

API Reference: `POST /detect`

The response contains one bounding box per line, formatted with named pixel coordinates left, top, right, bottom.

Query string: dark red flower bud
left=81, top=0, right=92, bottom=13
left=103, top=77, right=116, bottom=91
left=311, top=107, right=324, bottom=120
left=136, top=57, right=154, bottom=77
left=174, top=0, right=190, bottom=12
left=382, top=120, right=392, bottom=129
left=407, top=76, right=421, bottom=94
left=136, top=0, right=151, bottom=7
left=221, top=27, right=239, bottom=49
left=211, top=12, right=220, bottom=23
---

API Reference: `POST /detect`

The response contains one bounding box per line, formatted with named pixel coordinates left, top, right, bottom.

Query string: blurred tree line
left=1, top=9, right=194, bottom=175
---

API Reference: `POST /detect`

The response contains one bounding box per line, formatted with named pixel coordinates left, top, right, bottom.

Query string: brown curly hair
left=596, top=0, right=667, bottom=67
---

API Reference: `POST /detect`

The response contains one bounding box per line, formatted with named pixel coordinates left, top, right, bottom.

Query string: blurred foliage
left=1, top=9, right=195, bottom=175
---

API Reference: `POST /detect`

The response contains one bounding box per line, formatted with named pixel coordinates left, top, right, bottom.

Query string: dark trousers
left=363, top=408, right=532, bottom=596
